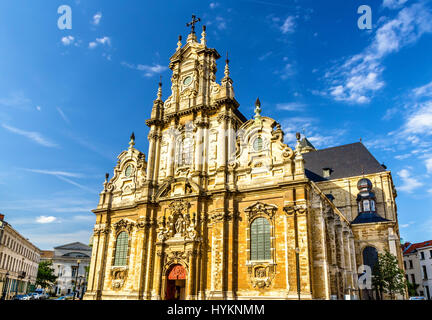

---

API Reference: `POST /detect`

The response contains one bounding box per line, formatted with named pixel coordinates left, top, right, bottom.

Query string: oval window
left=253, top=136, right=263, bottom=152
left=183, top=76, right=192, bottom=86
left=125, top=164, right=133, bottom=177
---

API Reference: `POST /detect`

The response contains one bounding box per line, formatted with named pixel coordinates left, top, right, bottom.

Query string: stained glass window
left=178, top=137, right=193, bottom=166
left=253, top=136, right=263, bottom=152
left=250, top=218, right=271, bottom=261
left=114, top=232, right=128, bottom=266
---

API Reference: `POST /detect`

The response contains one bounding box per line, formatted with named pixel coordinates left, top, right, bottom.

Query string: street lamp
left=295, top=247, right=301, bottom=300
left=73, top=259, right=81, bottom=300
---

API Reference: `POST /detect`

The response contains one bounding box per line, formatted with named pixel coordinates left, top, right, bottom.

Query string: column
left=146, top=128, right=157, bottom=182
left=166, top=126, right=176, bottom=178
left=216, top=115, right=227, bottom=169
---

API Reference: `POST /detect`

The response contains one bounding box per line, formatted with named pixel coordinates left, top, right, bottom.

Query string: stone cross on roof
left=186, top=15, right=201, bottom=34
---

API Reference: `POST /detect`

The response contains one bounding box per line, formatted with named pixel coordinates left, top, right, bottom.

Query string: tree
left=407, top=281, right=419, bottom=297
left=372, top=250, right=406, bottom=299
left=36, top=260, right=58, bottom=289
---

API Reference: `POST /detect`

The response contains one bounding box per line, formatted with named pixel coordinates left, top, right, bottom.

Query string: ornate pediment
left=244, top=202, right=278, bottom=221
left=113, top=218, right=136, bottom=233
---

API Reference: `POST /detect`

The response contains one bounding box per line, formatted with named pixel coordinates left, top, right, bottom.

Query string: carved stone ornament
left=157, top=200, right=199, bottom=241
left=111, top=266, right=128, bottom=289
left=247, top=264, right=276, bottom=289
left=244, top=202, right=278, bottom=221
left=93, top=223, right=110, bottom=235
left=283, top=204, right=307, bottom=216
left=163, top=251, right=189, bottom=272
left=113, top=218, right=136, bottom=233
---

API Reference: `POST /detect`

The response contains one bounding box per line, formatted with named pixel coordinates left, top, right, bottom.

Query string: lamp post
left=72, top=259, right=81, bottom=300
left=1, top=272, right=10, bottom=300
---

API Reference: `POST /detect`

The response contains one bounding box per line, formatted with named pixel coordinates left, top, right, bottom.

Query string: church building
left=84, top=18, right=405, bottom=300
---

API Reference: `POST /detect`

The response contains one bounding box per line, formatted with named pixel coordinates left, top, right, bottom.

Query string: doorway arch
left=165, top=264, right=187, bottom=300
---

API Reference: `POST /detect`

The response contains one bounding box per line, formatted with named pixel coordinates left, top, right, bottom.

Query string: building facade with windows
left=41, top=242, right=91, bottom=297
left=0, top=214, right=40, bottom=300
left=403, top=240, right=432, bottom=299
left=84, top=21, right=405, bottom=300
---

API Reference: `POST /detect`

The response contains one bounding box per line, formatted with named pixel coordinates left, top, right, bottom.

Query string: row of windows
left=112, top=218, right=273, bottom=266
left=0, top=252, right=37, bottom=276
left=1, top=234, right=39, bottom=262
left=420, top=250, right=432, bottom=260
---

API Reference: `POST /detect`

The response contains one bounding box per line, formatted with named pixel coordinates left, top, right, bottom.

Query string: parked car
left=409, top=296, right=426, bottom=300
left=28, top=292, right=41, bottom=300
left=55, top=296, right=67, bottom=300
left=13, top=294, right=31, bottom=300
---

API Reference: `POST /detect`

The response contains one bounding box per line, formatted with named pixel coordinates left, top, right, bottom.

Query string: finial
left=254, top=97, right=262, bottom=121
left=157, top=76, right=162, bottom=100
left=177, top=35, right=182, bottom=50
left=360, top=137, right=362, bottom=143
left=296, top=132, right=301, bottom=141
left=201, top=25, right=207, bottom=45
left=224, top=52, right=230, bottom=78
left=129, top=132, right=135, bottom=148
left=105, top=173, right=109, bottom=180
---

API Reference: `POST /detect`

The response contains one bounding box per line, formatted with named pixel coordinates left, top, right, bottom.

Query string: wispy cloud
left=209, top=2, right=220, bottom=9
left=1, top=124, right=57, bottom=147
left=57, top=107, right=70, bottom=124
left=397, top=168, right=423, bottom=192
left=324, top=2, right=432, bottom=104
left=92, top=12, right=102, bottom=25
left=276, top=102, right=306, bottom=111
left=121, top=61, right=168, bottom=77
left=280, top=16, right=296, bottom=34
left=0, top=92, right=32, bottom=109
left=383, top=0, right=408, bottom=9
left=25, top=169, right=82, bottom=178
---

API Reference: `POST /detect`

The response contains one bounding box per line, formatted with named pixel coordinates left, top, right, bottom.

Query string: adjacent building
left=0, top=214, right=41, bottom=299
left=41, top=242, right=91, bottom=298
left=403, top=240, right=432, bottom=299
left=84, top=19, right=405, bottom=300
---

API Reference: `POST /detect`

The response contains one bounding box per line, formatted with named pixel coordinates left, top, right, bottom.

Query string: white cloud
left=258, top=51, right=272, bottom=61
left=0, top=92, right=32, bottom=108
left=61, top=35, right=75, bottom=46
left=413, top=81, right=432, bottom=97
left=325, top=2, right=432, bottom=104
left=425, top=157, right=432, bottom=173
left=215, top=16, right=227, bottom=30
left=36, top=216, right=57, bottom=224
left=403, top=101, right=432, bottom=135
left=36, top=105, right=41, bottom=111
left=1, top=124, right=57, bottom=147
left=383, top=0, right=408, bottom=9
left=397, top=168, right=423, bottom=192
left=276, top=102, right=306, bottom=111
left=276, top=63, right=296, bottom=80
left=88, top=36, right=111, bottom=49
left=92, top=12, right=102, bottom=25
left=121, top=61, right=168, bottom=77
left=280, top=16, right=295, bottom=34
left=209, top=2, right=220, bottom=9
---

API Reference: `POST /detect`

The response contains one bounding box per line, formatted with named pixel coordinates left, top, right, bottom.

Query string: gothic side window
left=177, top=136, right=193, bottom=166
left=124, top=164, right=133, bottom=177
left=114, top=231, right=128, bottom=266
left=250, top=217, right=271, bottom=261
left=362, top=246, right=378, bottom=271
left=363, top=200, right=370, bottom=212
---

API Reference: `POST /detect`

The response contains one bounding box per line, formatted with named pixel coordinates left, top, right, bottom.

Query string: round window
left=125, top=164, right=133, bottom=177
left=253, top=136, right=263, bottom=152
left=183, top=76, right=192, bottom=86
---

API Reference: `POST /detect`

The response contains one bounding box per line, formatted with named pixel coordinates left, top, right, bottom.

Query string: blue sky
left=0, top=0, right=431, bottom=249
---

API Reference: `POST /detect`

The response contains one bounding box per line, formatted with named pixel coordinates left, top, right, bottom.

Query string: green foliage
left=407, top=281, right=419, bottom=297
left=36, top=260, right=58, bottom=289
left=372, top=250, right=406, bottom=299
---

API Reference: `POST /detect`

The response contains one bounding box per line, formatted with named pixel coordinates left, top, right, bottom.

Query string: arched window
left=362, top=246, right=378, bottom=271
left=177, top=136, right=193, bottom=166
left=253, top=136, right=263, bottom=152
left=114, top=232, right=129, bottom=266
left=250, top=218, right=271, bottom=261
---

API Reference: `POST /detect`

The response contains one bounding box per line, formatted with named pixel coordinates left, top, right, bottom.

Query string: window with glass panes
left=114, top=232, right=129, bottom=266
left=250, top=218, right=271, bottom=261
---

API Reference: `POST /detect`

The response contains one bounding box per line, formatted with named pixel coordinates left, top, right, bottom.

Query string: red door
left=165, top=264, right=186, bottom=300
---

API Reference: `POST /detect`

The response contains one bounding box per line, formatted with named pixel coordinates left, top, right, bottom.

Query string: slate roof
left=54, top=242, right=91, bottom=251
left=303, top=142, right=387, bottom=182
left=403, top=240, right=432, bottom=255
left=351, top=212, right=389, bottom=225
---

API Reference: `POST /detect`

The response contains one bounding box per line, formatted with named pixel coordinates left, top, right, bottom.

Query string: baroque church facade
left=84, top=20, right=405, bottom=300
